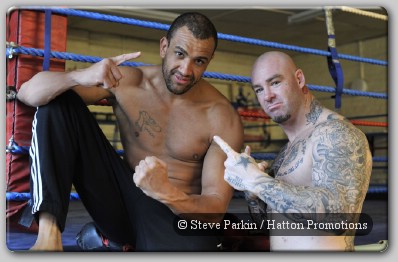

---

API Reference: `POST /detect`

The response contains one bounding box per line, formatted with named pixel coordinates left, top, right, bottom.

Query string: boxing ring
left=5, top=6, right=388, bottom=251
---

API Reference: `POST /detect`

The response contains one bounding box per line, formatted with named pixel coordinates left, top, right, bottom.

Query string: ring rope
left=6, top=192, right=80, bottom=201
left=5, top=46, right=388, bottom=100
left=349, top=120, right=388, bottom=127
left=22, top=6, right=387, bottom=66
left=338, top=6, right=388, bottom=21
left=306, top=84, right=386, bottom=99
left=6, top=46, right=250, bottom=83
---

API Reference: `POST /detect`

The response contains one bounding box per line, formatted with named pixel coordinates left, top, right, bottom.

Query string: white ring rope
left=338, top=6, right=388, bottom=21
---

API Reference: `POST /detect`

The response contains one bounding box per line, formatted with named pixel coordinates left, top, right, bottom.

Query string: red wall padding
left=6, top=9, right=67, bottom=232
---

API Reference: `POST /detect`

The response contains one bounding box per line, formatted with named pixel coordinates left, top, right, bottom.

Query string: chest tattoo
left=275, top=139, right=307, bottom=177
left=270, top=146, right=287, bottom=177
left=135, top=111, right=162, bottom=138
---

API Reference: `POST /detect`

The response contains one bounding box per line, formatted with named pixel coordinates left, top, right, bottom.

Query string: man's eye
left=254, top=88, right=263, bottom=94
left=271, top=81, right=280, bottom=87
left=195, top=60, right=205, bottom=66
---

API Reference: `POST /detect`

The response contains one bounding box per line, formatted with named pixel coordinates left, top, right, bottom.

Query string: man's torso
left=268, top=109, right=359, bottom=251
left=109, top=66, right=232, bottom=194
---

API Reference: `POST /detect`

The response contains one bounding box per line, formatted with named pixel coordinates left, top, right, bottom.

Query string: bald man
left=215, top=51, right=372, bottom=251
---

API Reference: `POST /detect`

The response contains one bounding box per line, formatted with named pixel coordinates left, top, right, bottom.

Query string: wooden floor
left=6, top=195, right=388, bottom=252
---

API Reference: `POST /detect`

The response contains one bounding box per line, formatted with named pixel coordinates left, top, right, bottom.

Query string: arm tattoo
left=135, top=110, right=162, bottom=138
left=312, top=120, right=371, bottom=212
left=244, top=192, right=268, bottom=233
left=254, top=120, right=372, bottom=216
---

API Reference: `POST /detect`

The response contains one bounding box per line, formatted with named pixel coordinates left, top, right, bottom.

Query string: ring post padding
left=6, top=8, right=67, bottom=233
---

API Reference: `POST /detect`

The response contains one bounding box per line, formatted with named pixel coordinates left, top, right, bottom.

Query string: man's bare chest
left=115, top=102, right=212, bottom=162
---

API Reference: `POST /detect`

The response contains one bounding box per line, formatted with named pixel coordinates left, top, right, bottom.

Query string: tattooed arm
left=258, top=120, right=371, bottom=215
left=215, top=119, right=372, bottom=216
left=245, top=191, right=268, bottom=231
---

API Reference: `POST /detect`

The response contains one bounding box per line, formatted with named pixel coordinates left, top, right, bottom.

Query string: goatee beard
left=272, top=114, right=291, bottom=123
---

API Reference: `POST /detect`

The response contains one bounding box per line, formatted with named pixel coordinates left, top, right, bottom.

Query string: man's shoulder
left=206, top=93, right=239, bottom=118
left=122, top=64, right=158, bottom=74
left=316, top=115, right=356, bottom=130
left=117, top=65, right=161, bottom=89
left=312, top=116, right=367, bottom=142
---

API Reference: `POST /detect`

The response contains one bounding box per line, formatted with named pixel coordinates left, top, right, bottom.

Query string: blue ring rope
left=6, top=192, right=80, bottom=201
left=5, top=46, right=387, bottom=99
left=22, top=6, right=387, bottom=66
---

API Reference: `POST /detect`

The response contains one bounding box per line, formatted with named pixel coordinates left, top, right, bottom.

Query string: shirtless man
left=17, top=12, right=243, bottom=251
left=214, top=51, right=372, bottom=251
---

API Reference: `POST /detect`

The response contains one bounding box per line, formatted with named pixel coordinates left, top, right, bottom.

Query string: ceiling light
left=288, top=9, right=325, bottom=24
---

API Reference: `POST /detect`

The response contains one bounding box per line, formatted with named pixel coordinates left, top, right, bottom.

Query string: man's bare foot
left=29, top=212, right=63, bottom=251
left=30, top=240, right=63, bottom=251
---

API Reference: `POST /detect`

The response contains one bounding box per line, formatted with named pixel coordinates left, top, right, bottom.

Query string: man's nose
left=263, top=87, right=275, bottom=102
left=179, top=60, right=193, bottom=76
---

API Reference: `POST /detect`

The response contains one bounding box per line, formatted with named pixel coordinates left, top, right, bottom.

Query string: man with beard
left=17, top=12, right=243, bottom=251
left=214, top=51, right=372, bottom=251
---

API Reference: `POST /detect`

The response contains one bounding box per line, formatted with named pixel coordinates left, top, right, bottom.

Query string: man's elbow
left=209, top=200, right=232, bottom=223
left=16, top=86, right=45, bottom=107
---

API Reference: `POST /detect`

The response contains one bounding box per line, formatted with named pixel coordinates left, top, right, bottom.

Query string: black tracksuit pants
left=29, top=90, right=220, bottom=251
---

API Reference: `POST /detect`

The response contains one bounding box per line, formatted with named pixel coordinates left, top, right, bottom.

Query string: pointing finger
left=111, top=52, right=141, bottom=66
left=213, top=135, right=236, bottom=157
left=244, top=145, right=251, bottom=156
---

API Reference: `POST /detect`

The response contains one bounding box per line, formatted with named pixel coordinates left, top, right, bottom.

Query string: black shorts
left=29, top=90, right=220, bottom=251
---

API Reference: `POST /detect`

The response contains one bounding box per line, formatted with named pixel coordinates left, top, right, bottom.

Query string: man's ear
left=160, top=37, right=168, bottom=58
left=296, top=69, right=305, bottom=88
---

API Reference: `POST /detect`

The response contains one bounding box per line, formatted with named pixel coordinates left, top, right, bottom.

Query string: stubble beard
left=162, top=60, right=197, bottom=95
left=272, top=114, right=291, bottom=124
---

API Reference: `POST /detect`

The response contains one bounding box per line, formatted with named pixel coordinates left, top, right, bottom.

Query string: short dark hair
left=166, top=12, right=218, bottom=52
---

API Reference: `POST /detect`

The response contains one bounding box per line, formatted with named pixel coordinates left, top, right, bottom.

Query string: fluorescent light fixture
left=288, top=9, right=324, bottom=24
